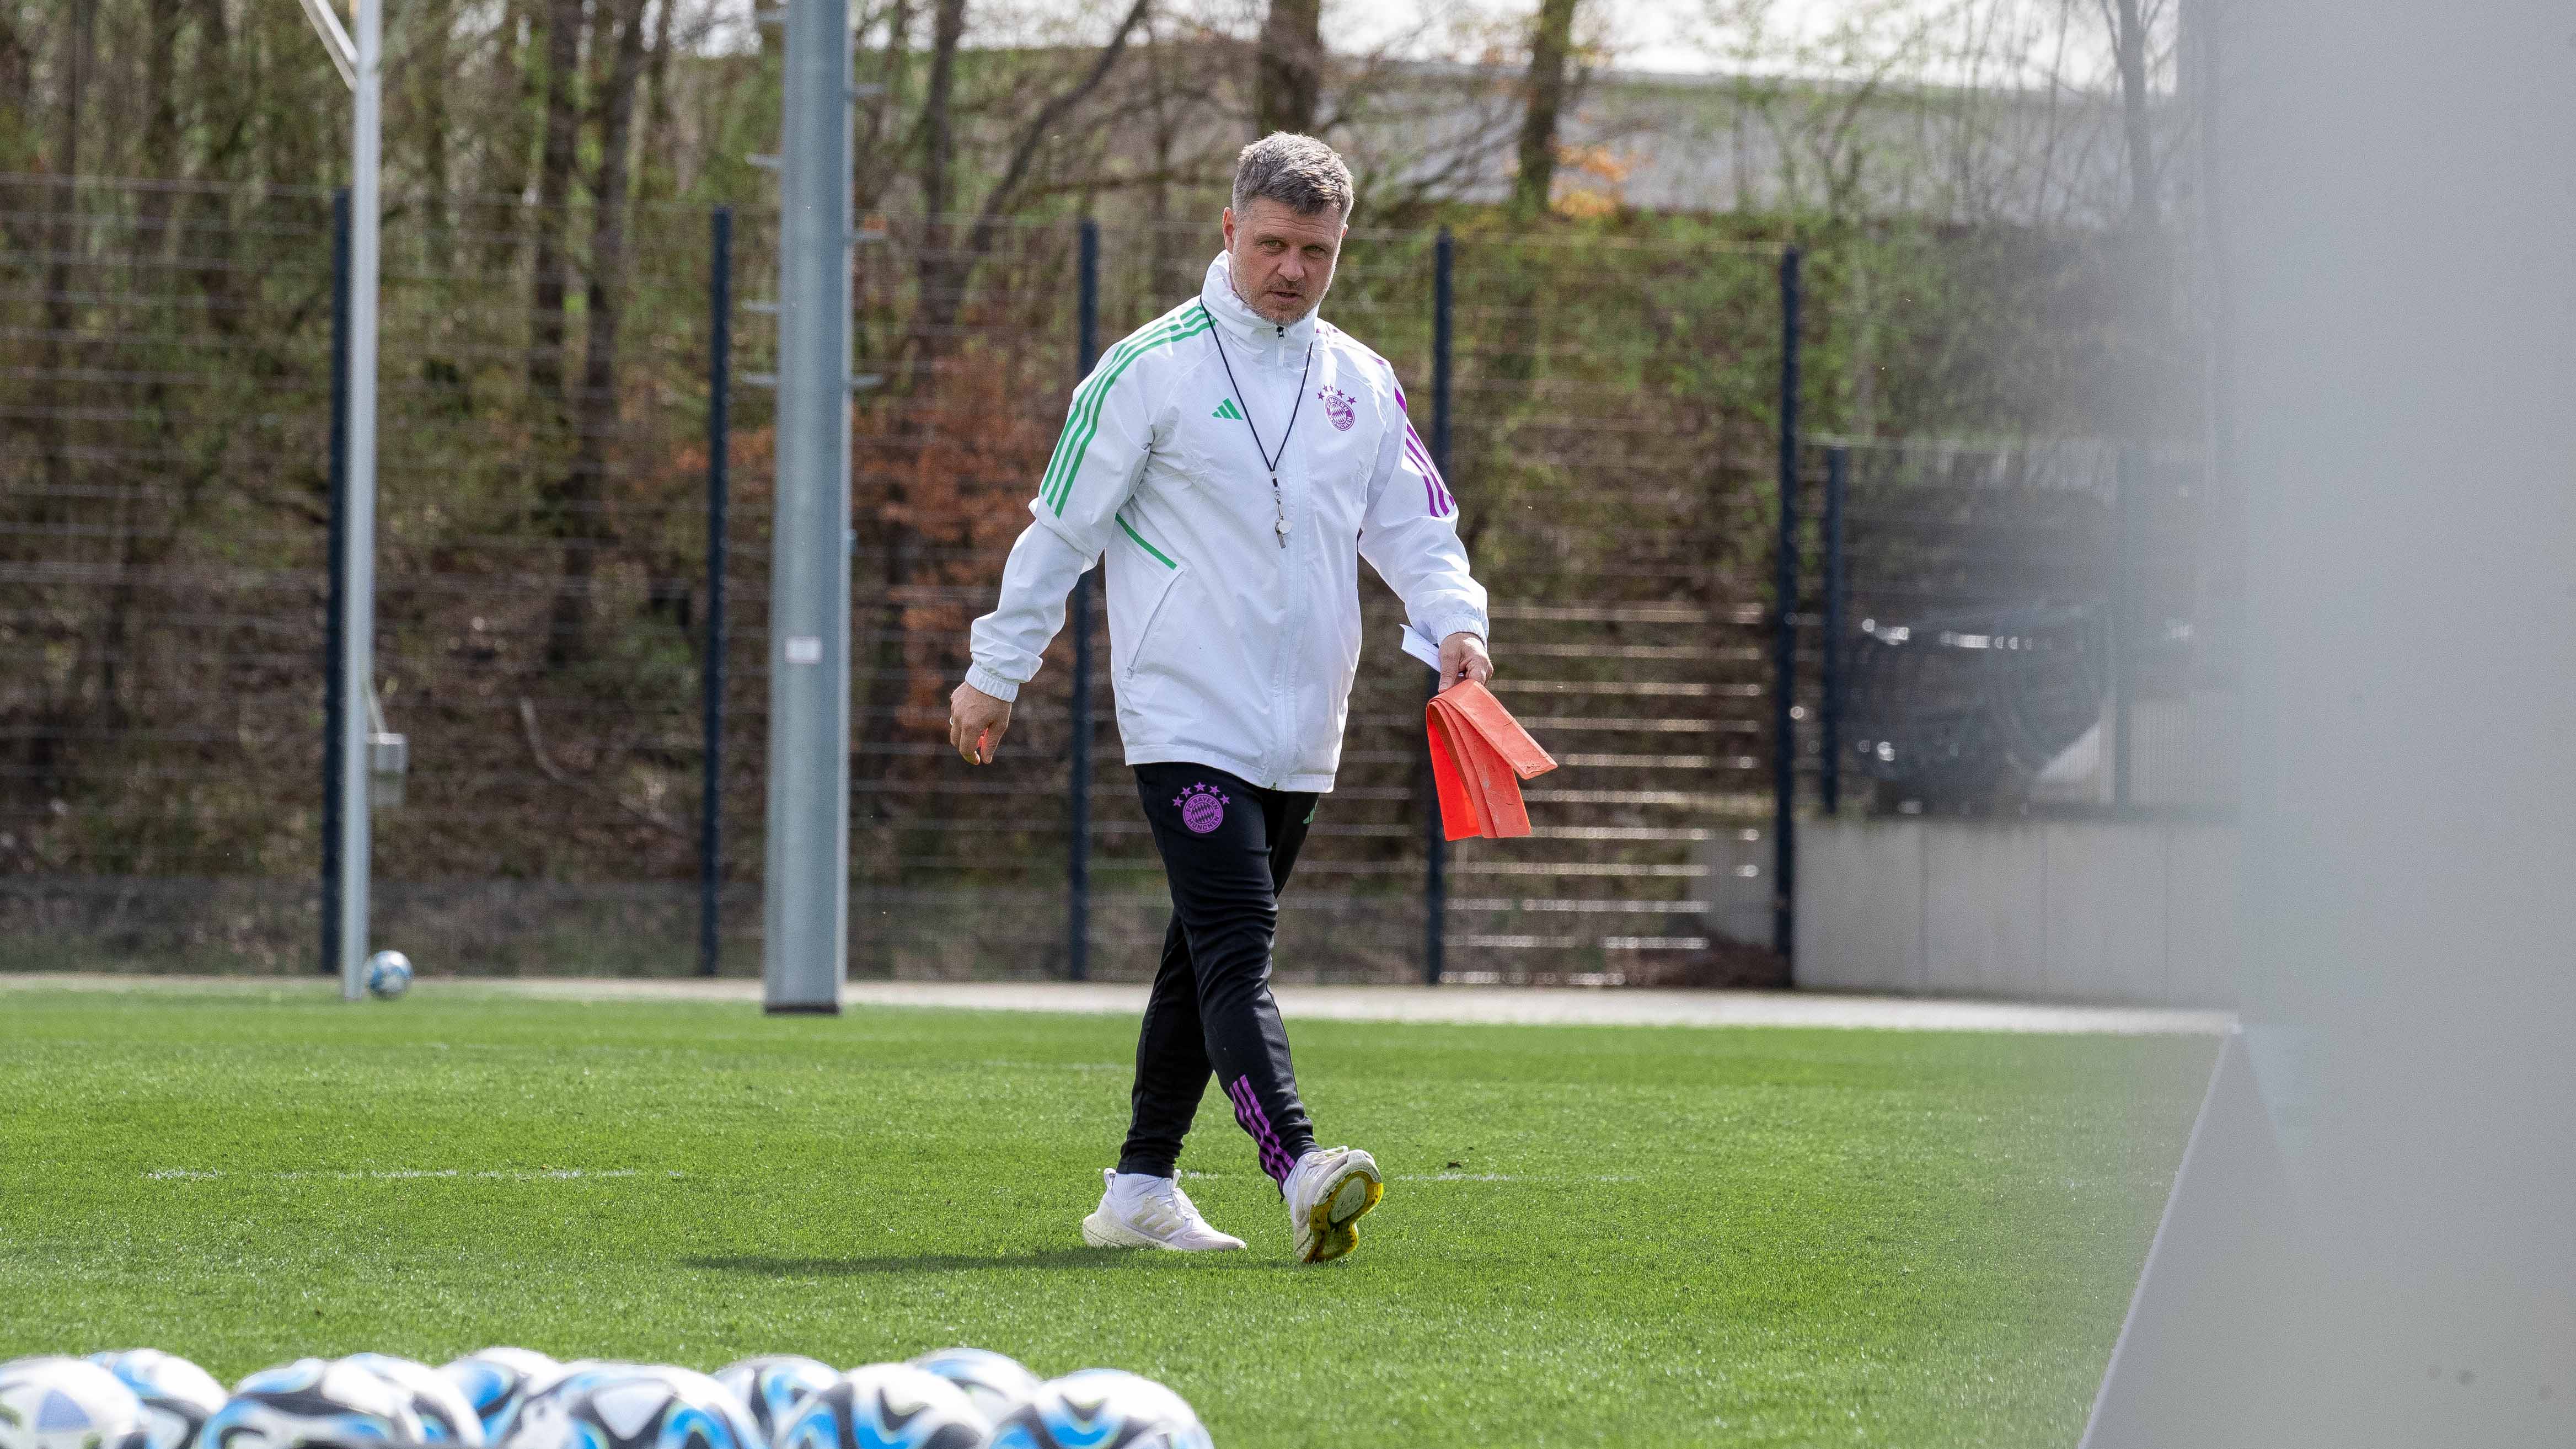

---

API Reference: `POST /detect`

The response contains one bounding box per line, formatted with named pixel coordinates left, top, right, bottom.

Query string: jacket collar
left=1200, top=252, right=1320, bottom=355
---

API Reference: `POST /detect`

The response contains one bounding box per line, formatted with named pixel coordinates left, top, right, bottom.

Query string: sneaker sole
left=1081, top=1211, right=1243, bottom=1252
left=1299, top=1158, right=1384, bottom=1264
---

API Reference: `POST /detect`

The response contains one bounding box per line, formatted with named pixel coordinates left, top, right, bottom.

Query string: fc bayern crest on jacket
left=1317, top=384, right=1357, bottom=430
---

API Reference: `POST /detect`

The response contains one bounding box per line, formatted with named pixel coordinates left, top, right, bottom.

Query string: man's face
left=1222, top=197, right=1346, bottom=325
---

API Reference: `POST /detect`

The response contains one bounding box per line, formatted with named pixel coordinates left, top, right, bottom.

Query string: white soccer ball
left=339, top=1355, right=485, bottom=1445
left=441, top=1349, right=561, bottom=1441
left=983, top=1370, right=1211, bottom=1449
left=365, top=950, right=413, bottom=998
left=770, top=1367, right=981, bottom=1449
left=497, top=1370, right=762, bottom=1449
left=709, top=1357, right=835, bottom=1446
left=198, top=1357, right=427, bottom=1449
left=0, top=1357, right=151, bottom=1449
left=903, top=1349, right=1040, bottom=1426
left=85, top=1351, right=225, bottom=1449
left=486, top=1362, right=641, bottom=1445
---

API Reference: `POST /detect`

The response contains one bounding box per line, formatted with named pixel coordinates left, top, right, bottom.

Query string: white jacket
left=966, top=252, right=1488, bottom=792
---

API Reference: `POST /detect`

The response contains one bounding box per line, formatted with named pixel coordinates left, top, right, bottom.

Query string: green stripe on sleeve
left=1043, top=311, right=1214, bottom=515
left=1038, top=314, right=1191, bottom=508
left=1042, top=312, right=1208, bottom=512
left=1115, top=513, right=1178, bottom=569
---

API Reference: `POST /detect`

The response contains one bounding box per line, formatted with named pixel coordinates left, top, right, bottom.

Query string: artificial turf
left=0, top=982, right=2211, bottom=1447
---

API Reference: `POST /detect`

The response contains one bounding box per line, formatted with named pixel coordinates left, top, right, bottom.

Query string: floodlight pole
left=761, top=0, right=853, bottom=1013
left=336, top=0, right=380, bottom=1001
left=298, top=0, right=379, bottom=999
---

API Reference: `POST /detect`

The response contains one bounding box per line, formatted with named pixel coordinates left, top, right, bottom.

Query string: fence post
left=1067, top=219, right=1100, bottom=982
left=1423, top=226, right=1454, bottom=986
left=1820, top=445, right=1847, bottom=815
left=2112, top=446, right=2140, bottom=811
left=319, top=188, right=352, bottom=975
left=699, top=206, right=732, bottom=977
left=1771, top=246, right=1801, bottom=960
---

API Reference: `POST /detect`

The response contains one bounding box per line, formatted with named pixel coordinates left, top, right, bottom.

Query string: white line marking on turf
left=1390, top=1173, right=1645, bottom=1183
left=142, top=1168, right=662, bottom=1182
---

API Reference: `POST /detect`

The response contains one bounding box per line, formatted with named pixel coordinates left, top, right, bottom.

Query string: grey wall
left=1795, top=818, right=2237, bottom=1008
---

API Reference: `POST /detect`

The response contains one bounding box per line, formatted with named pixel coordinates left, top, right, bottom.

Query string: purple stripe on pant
left=1228, top=1075, right=1297, bottom=1183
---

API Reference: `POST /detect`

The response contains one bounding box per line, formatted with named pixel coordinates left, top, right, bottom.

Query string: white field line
left=0, top=973, right=2234, bottom=1036
left=1180, top=1170, right=1642, bottom=1184
left=142, top=1168, right=679, bottom=1182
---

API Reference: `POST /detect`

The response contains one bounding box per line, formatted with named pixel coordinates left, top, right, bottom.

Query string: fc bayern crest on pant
left=1175, top=782, right=1230, bottom=834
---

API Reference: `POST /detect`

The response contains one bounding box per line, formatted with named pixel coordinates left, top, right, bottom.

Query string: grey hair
left=1230, top=133, right=1356, bottom=226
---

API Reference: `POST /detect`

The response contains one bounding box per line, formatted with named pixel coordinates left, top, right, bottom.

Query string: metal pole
left=2112, top=446, right=2140, bottom=811
left=336, top=0, right=381, bottom=1001
left=1820, top=445, right=1847, bottom=815
left=699, top=206, right=732, bottom=978
left=320, top=188, right=351, bottom=976
left=1771, top=247, right=1801, bottom=960
left=1424, top=226, right=1454, bottom=987
left=761, top=0, right=854, bottom=1013
left=1067, top=218, right=1100, bottom=983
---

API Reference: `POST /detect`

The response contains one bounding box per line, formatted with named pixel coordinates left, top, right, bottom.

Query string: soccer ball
left=85, top=1351, right=225, bottom=1449
left=496, top=1372, right=761, bottom=1449
left=982, top=1371, right=1211, bottom=1449
left=904, top=1349, right=1040, bottom=1425
left=440, top=1350, right=561, bottom=1440
left=440, top=1350, right=559, bottom=1440
left=365, top=950, right=413, bottom=998
left=338, top=1356, right=485, bottom=1445
left=198, top=1358, right=427, bottom=1449
left=770, top=1367, right=980, bottom=1449
left=708, top=1358, right=834, bottom=1446
left=485, top=1363, right=641, bottom=1445
left=0, top=1357, right=152, bottom=1449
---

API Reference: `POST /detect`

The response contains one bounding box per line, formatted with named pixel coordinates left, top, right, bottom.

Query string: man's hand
left=1439, top=632, right=1493, bottom=692
left=949, top=680, right=1013, bottom=764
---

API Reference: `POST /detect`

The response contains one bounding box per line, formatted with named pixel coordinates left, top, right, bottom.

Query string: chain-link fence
left=3, top=174, right=1814, bottom=983
left=1799, top=438, right=2236, bottom=820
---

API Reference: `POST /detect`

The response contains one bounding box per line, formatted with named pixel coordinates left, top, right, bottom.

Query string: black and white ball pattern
left=769, top=1367, right=982, bottom=1449
left=0, top=1357, right=152, bottom=1449
left=194, top=1358, right=427, bottom=1449
left=85, top=1351, right=225, bottom=1449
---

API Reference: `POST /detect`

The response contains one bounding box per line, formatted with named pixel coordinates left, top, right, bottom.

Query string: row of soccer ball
left=0, top=1345, right=1211, bottom=1449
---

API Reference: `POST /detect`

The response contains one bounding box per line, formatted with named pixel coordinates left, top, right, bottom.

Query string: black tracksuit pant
left=1117, top=761, right=1320, bottom=1186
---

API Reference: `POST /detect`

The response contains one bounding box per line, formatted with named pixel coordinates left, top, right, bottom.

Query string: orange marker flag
left=1426, top=680, right=1557, bottom=841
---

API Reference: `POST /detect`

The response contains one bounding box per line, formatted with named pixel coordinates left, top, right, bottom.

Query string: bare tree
left=1510, top=0, right=1583, bottom=219
left=2102, top=0, right=2157, bottom=225
left=547, top=0, right=655, bottom=670
left=1256, top=0, right=1321, bottom=135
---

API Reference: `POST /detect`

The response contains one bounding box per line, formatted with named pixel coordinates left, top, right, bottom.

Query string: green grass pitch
left=0, top=983, right=2210, bottom=1447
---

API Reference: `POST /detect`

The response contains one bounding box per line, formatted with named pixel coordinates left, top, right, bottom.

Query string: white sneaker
left=1284, top=1146, right=1383, bottom=1264
left=1080, top=1169, right=1246, bottom=1252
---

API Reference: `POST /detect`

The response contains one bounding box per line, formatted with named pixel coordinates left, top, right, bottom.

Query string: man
left=946, top=133, right=1493, bottom=1263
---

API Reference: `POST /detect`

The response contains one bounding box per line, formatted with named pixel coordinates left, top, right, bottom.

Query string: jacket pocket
left=1121, top=561, right=1188, bottom=687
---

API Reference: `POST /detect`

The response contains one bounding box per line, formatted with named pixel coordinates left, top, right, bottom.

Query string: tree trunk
left=1510, top=0, right=1581, bottom=221
left=635, top=0, right=678, bottom=201
left=0, top=6, right=34, bottom=173
left=419, top=0, right=455, bottom=260
left=36, top=0, right=93, bottom=532
left=480, top=0, right=546, bottom=273
left=543, top=0, right=650, bottom=673
left=527, top=0, right=587, bottom=668
left=2112, top=0, right=2157, bottom=228
left=1255, top=0, right=1321, bottom=136
left=856, top=0, right=913, bottom=212
left=906, top=0, right=967, bottom=392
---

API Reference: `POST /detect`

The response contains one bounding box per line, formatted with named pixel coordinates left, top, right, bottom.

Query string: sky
left=750, top=0, right=2131, bottom=94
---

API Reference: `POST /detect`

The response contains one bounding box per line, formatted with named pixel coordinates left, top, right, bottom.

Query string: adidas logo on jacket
left=966, top=251, right=1488, bottom=792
